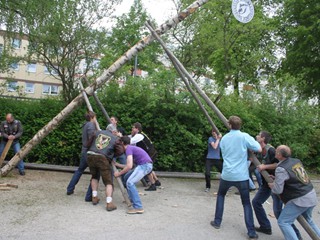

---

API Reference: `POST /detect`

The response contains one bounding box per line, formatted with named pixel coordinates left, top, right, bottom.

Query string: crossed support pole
left=145, top=21, right=320, bottom=240
left=78, top=80, right=131, bottom=207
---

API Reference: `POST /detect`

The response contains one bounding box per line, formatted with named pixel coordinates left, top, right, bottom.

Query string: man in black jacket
left=0, top=113, right=25, bottom=175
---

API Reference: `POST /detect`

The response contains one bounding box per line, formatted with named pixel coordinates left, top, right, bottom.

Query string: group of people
left=1, top=112, right=319, bottom=238
left=205, top=115, right=320, bottom=240
left=66, top=112, right=161, bottom=214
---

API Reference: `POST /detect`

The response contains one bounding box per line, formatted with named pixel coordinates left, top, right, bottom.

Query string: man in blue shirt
left=210, top=116, right=261, bottom=240
left=204, top=129, right=222, bottom=192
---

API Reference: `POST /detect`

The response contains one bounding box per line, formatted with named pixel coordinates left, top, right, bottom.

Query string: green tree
left=277, top=0, right=320, bottom=100
left=101, top=0, right=162, bottom=77
left=172, top=0, right=278, bottom=95
left=0, top=0, right=121, bottom=103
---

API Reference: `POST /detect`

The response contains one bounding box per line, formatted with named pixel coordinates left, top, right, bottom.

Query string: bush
left=0, top=78, right=319, bottom=173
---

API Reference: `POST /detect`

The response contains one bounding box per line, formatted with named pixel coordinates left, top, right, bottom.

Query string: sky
left=112, top=0, right=178, bottom=25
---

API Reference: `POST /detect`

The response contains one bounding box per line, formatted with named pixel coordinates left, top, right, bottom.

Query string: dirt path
left=1, top=169, right=320, bottom=240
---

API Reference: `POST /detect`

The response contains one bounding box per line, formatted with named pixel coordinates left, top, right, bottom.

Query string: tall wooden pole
left=0, top=140, right=13, bottom=167
left=0, top=0, right=209, bottom=177
left=78, top=80, right=131, bottom=207
left=146, top=21, right=320, bottom=240
left=146, top=22, right=219, bottom=134
left=82, top=77, right=111, bottom=123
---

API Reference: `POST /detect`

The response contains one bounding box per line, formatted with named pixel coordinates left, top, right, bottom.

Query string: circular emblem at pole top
left=232, top=0, right=254, bottom=23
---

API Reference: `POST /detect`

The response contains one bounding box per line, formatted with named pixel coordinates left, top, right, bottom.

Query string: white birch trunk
left=0, top=0, right=209, bottom=176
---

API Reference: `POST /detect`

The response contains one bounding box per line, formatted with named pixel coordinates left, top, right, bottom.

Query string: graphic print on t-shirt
left=95, top=133, right=111, bottom=150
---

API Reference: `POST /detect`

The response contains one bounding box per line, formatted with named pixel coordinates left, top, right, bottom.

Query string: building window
left=7, top=81, right=18, bottom=92
left=10, top=62, right=19, bottom=70
left=27, top=63, right=37, bottom=73
left=42, top=84, right=59, bottom=95
left=12, top=39, right=21, bottom=49
left=25, top=83, right=35, bottom=93
left=44, top=66, right=58, bottom=75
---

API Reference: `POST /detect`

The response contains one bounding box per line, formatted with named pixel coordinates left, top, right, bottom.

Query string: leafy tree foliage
left=277, top=0, right=320, bottom=99
left=101, top=0, right=162, bottom=77
left=170, top=0, right=278, bottom=95
left=0, top=0, right=121, bottom=103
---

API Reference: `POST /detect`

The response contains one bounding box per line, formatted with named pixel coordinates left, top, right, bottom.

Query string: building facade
left=0, top=31, right=62, bottom=99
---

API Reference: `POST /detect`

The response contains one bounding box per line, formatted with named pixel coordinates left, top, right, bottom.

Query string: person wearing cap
left=0, top=113, right=25, bottom=175
left=113, top=136, right=153, bottom=214
left=269, top=145, right=320, bottom=240
left=86, top=123, right=118, bottom=211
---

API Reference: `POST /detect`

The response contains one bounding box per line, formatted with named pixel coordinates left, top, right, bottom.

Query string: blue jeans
left=252, top=185, right=272, bottom=229
left=126, top=163, right=152, bottom=209
left=0, top=141, right=24, bottom=172
left=272, top=194, right=302, bottom=239
left=254, top=169, right=262, bottom=188
left=67, top=149, right=91, bottom=200
left=249, top=178, right=256, bottom=190
left=213, top=179, right=256, bottom=238
left=278, top=203, right=320, bottom=240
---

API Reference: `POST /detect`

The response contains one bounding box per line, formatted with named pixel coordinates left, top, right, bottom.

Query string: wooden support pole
left=78, top=79, right=132, bottom=207
left=82, top=77, right=111, bottom=123
left=146, top=21, right=320, bottom=240
left=0, top=139, right=13, bottom=167
left=1, top=0, right=209, bottom=177
left=145, top=22, right=219, bottom=134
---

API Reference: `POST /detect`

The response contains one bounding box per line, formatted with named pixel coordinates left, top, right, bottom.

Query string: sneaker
left=145, top=184, right=156, bottom=191
left=106, top=202, right=117, bottom=211
left=248, top=234, right=259, bottom=239
left=19, top=171, right=25, bottom=176
left=66, top=190, right=74, bottom=196
left=92, top=196, right=100, bottom=205
left=255, top=227, right=272, bottom=235
left=205, top=188, right=210, bottom=192
left=155, top=180, right=161, bottom=187
left=127, top=208, right=144, bottom=214
left=210, top=221, right=220, bottom=229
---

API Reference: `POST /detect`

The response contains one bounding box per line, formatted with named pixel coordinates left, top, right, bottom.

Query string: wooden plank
left=0, top=139, right=13, bottom=167
left=0, top=183, right=18, bottom=188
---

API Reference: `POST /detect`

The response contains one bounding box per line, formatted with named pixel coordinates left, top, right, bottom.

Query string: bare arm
left=114, top=155, right=133, bottom=177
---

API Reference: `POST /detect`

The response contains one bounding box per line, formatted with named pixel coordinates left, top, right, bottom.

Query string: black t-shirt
left=257, top=145, right=277, bottom=185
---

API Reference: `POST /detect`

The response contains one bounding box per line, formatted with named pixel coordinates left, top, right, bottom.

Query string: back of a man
left=86, top=129, right=117, bottom=211
left=211, top=116, right=261, bottom=240
left=220, top=121, right=260, bottom=182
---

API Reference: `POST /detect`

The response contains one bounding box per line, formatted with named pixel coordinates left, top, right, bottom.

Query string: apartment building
left=0, top=31, right=62, bottom=99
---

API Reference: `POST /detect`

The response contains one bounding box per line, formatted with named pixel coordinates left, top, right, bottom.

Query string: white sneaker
left=205, top=188, right=210, bottom=192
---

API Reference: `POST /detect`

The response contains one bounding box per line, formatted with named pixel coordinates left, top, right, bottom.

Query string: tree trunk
left=1, top=0, right=209, bottom=176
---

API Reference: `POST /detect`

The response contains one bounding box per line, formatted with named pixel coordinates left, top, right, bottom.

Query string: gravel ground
left=1, top=169, right=320, bottom=240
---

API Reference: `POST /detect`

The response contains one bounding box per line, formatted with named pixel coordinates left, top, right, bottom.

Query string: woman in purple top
left=114, top=136, right=153, bottom=214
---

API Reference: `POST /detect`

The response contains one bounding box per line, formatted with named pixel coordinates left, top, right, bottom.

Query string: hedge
left=0, top=80, right=319, bottom=173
